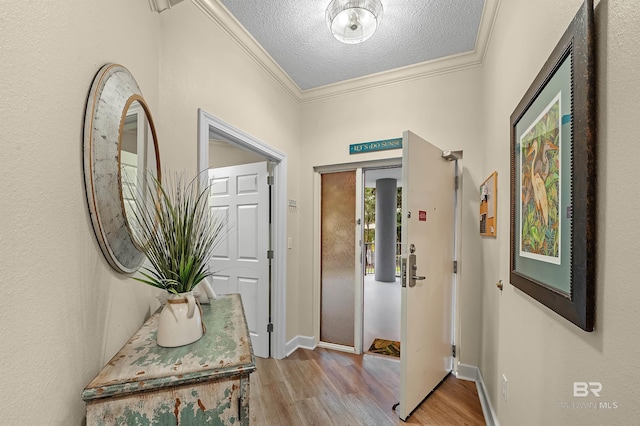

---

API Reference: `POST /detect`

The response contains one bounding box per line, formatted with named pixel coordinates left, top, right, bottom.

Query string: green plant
left=127, top=171, right=227, bottom=294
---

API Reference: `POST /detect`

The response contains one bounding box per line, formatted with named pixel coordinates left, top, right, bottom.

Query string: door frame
left=313, top=158, right=402, bottom=354
left=313, top=156, right=462, bottom=367
left=198, top=109, right=287, bottom=359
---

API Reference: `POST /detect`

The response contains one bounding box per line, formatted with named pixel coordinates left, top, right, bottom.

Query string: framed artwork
left=480, top=171, right=497, bottom=237
left=509, top=0, right=596, bottom=331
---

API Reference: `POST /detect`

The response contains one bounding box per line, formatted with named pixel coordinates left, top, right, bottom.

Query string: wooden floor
left=250, top=348, right=485, bottom=425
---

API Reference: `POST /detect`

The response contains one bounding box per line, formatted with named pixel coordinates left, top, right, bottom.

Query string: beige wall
left=481, top=0, right=640, bottom=424
left=156, top=2, right=302, bottom=341
left=0, top=1, right=302, bottom=423
left=0, top=1, right=162, bottom=423
left=299, top=68, right=485, bottom=365
left=208, top=140, right=267, bottom=168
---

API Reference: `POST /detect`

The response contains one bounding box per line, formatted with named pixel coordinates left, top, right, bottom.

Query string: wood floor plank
left=250, top=348, right=485, bottom=425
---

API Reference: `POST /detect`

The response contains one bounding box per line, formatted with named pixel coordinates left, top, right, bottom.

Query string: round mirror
left=83, top=64, right=161, bottom=273
left=120, top=99, right=160, bottom=248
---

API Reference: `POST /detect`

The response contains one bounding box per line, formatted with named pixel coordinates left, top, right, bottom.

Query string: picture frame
left=509, top=0, right=596, bottom=331
left=480, top=171, right=497, bottom=237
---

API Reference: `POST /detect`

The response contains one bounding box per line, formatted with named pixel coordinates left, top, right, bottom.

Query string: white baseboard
left=455, top=363, right=499, bottom=426
left=316, top=341, right=356, bottom=354
left=456, top=363, right=479, bottom=382
left=285, top=335, right=316, bottom=357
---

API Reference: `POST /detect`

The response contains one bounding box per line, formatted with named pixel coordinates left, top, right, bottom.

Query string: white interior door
left=208, top=161, right=270, bottom=358
left=399, top=131, right=455, bottom=420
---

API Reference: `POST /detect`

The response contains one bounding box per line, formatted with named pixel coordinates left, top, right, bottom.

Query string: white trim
left=198, top=109, right=288, bottom=359
left=149, top=0, right=183, bottom=13
left=192, top=0, right=502, bottom=103
left=312, top=171, right=322, bottom=356
left=302, top=54, right=481, bottom=103
left=455, top=363, right=478, bottom=382
left=313, top=159, right=402, bottom=355
left=354, top=168, right=364, bottom=355
left=317, top=341, right=356, bottom=354
left=452, top=164, right=464, bottom=371
left=477, top=369, right=500, bottom=426
left=455, top=364, right=499, bottom=426
left=285, top=335, right=317, bottom=357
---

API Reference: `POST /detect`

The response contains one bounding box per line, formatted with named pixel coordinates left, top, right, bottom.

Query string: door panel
left=320, top=171, right=357, bottom=347
left=399, top=131, right=455, bottom=420
left=208, top=162, right=270, bottom=358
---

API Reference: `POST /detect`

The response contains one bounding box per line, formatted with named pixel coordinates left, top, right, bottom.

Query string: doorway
left=207, top=160, right=271, bottom=359
left=362, top=167, right=403, bottom=356
left=314, top=158, right=402, bottom=354
left=314, top=132, right=462, bottom=421
left=198, top=109, right=287, bottom=359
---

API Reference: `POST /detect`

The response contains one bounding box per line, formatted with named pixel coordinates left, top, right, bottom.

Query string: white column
left=375, top=178, right=397, bottom=282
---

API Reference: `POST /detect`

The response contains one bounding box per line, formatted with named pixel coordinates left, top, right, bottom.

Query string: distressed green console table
left=82, top=294, right=255, bottom=425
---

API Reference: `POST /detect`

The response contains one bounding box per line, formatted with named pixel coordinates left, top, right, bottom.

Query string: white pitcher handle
left=185, top=293, right=196, bottom=318
left=202, top=278, right=217, bottom=300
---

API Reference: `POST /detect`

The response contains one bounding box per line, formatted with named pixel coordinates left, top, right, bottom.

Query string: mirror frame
left=83, top=63, right=161, bottom=273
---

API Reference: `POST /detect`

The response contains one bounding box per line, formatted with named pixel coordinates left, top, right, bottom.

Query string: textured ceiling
left=218, top=0, right=485, bottom=90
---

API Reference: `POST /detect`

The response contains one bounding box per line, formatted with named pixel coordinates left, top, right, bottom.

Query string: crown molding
left=149, top=0, right=185, bottom=13
left=192, top=0, right=500, bottom=104
left=300, top=51, right=483, bottom=103
left=192, top=0, right=303, bottom=102
left=301, top=0, right=501, bottom=103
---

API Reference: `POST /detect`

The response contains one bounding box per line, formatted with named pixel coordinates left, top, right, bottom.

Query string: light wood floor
left=250, top=348, right=485, bottom=425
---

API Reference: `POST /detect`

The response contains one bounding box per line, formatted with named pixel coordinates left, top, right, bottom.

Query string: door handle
left=404, top=253, right=425, bottom=288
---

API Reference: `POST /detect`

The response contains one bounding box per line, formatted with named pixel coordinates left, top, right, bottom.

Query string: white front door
left=208, top=161, right=271, bottom=358
left=399, top=131, right=456, bottom=420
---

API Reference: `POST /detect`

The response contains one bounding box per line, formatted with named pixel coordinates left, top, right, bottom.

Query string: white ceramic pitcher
left=156, top=291, right=203, bottom=347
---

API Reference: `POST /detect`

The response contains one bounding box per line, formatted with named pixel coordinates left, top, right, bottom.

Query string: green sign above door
left=349, top=137, right=402, bottom=154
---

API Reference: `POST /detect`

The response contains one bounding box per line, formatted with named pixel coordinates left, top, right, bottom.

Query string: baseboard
left=455, top=363, right=479, bottom=382
left=316, top=341, right=356, bottom=354
left=285, top=335, right=316, bottom=357
left=455, top=364, right=499, bottom=426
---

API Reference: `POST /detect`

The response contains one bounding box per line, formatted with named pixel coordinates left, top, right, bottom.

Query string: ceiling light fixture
left=326, top=0, right=384, bottom=44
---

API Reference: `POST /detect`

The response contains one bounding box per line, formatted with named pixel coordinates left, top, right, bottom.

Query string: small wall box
left=480, top=171, right=497, bottom=237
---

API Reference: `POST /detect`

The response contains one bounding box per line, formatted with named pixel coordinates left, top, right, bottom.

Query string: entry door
left=398, top=131, right=455, bottom=420
left=208, top=161, right=270, bottom=358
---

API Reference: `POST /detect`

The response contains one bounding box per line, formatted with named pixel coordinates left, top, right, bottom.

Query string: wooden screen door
left=207, top=161, right=271, bottom=358
left=398, top=131, right=456, bottom=420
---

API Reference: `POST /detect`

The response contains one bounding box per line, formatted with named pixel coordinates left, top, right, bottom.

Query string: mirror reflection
left=120, top=100, right=159, bottom=247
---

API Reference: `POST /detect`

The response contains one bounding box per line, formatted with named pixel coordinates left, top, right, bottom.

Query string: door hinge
left=267, top=176, right=274, bottom=185
left=452, top=344, right=456, bottom=358
left=453, top=260, right=458, bottom=274
left=267, top=323, right=274, bottom=333
left=455, top=175, right=459, bottom=190
left=267, top=250, right=274, bottom=259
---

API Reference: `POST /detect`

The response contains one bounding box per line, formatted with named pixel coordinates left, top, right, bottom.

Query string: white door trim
left=198, top=109, right=287, bottom=359
left=313, top=158, right=401, bottom=353
left=452, top=163, right=463, bottom=374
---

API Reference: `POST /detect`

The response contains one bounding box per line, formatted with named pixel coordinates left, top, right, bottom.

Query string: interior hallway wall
left=300, top=67, right=485, bottom=367
left=0, top=1, right=162, bottom=424
left=480, top=0, right=640, bottom=423
left=156, top=2, right=302, bottom=344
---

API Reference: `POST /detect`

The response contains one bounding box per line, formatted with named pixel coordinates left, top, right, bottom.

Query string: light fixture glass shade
left=326, top=0, right=383, bottom=44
